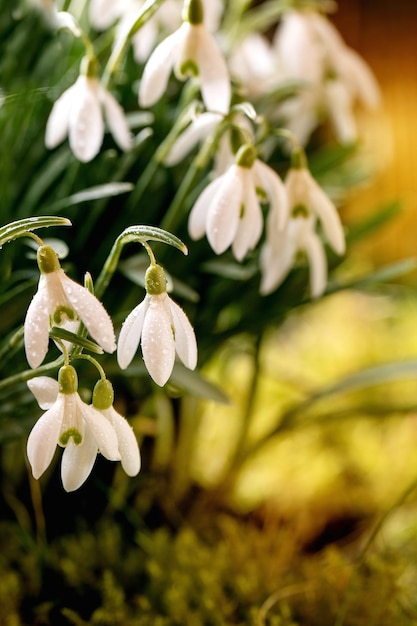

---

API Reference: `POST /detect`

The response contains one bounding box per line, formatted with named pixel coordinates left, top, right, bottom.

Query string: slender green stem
left=101, top=0, right=166, bottom=89
left=0, top=357, right=64, bottom=393
left=73, top=354, right=107, bottom=380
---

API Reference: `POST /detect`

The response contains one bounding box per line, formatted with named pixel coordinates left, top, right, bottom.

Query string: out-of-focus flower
left=45, top=57, right=132, bottom=162
left=229, top=33, right=279, bottom=97
left=260, top=155, right=345, bottom=297
left=117, top=264, right=197, bottom=386
left=27, top=367, right=121, bottom=491
left=24, top=245, right=116, bottom=368
left=188, top=144, right=288, bottom=260
left=139, top=0, right=230, bottom=114
left=273, top=9, right=380, bottom=144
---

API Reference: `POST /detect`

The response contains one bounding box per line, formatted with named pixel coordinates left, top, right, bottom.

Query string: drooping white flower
left=284, top=163, right=346, bottom=257
left=229, top=32, right=279, bottom=97
left=272, top=9, right=380, bottom=144
left=260, top=154, right=345, bottom=297
left=188, top=144, right=288, bottom=261
left=260, top=214, right=327, bottom=298
left=24, top=245, right=116, bottom=369
left=139, top=0, right=230, bottom=114
left=45, top=57, right=132, bottom=162
left=117, top=264, right=197, bottom=386
left=27, top=366, right=121, bottom=491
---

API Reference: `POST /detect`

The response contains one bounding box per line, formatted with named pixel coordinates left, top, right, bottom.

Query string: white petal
left=194, top=26, right=231, bottom=114
left=139, top=30, right=179, bottom=108
left=188, top=174, right=225, bottom=241
left=304, top=171, right=346, bottom=255
left=340, top=47, right=381, bottom=109
left=166, top=297, right=197, bottom=370
left=274, top=12, right=323, bottom=82
left=68, top=77, right=104, bottom=162
left=27, top=377, right=59, bottom=410
left=45, top=84, right=76, bottom=149
left=232, top=172, right=263, bottom=261
left=117, top=297, right=149, bottom=370
left=206, top=165, right=244, bottom=254
left=141, top=295, right=176, bottom=387
left=105, top=407, right=141, bottom=476
left=79, top=398, right=120, bottom=461
left=88, top=0, right=125, bottom=30
left=325, top=80, right=357, bottom=144
left=259, top=234, right=295, bottom=296
left=254, top=160, right=288, bottom=230
left=61, top=428, right=97, bottom=492
left=59, top=273, right=116, bottom=354
left=302, top=229, right=327, bottom=298
left=99, top=86, right=132, bottom=151
left=164, top=112, right=223, bottom=166
left=24, top=281, right=51, bottom=369
left=27, top=395, right=65, bottom=479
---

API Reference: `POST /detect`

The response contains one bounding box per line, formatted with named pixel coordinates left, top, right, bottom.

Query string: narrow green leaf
left=169, top=363, right=230, bottom=404
left=117, top=225, right=188, bottom=255
left=49, top=327, right=104, bottom=354
left=46, top=182, right=134, bottom=212
left=0, top=216, right=71, bottom=247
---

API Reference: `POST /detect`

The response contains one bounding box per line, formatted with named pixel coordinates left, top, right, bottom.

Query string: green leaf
left=117, top=225, right=188, bottom=255
left=169, top=363, right=230, bottom=404
left=49, top=327, right=104, bottom=355
left=0, top=216, right=71, bottom=248
left=327, top=259, right=417, bottom=295
left=45, top=182, right=134, bottom=212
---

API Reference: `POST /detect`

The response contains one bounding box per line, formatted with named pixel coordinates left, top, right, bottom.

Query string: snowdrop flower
left=27, top=366, right=121, bottom=491
left=139, top=0, right=230, bottom=114
left=273, top=9, right=380, bottom=144
left=91, top=378, right=141, bottom=477
left=24, top=245, right=116, bottom=369
left=45, top=56, right=132, bottom=162
left=117, top=264, right=197, bottom=386
left=229, top=33, right=279, bottom=97
left=260, top=152, right=345, bottom=297
left=260, top=214, right=327, bottom=298
left=188, top=144, right=288, bottom=261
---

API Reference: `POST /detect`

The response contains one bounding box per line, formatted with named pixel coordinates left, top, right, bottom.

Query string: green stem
left=101, top=0, right=166, bottom=89
left=0, top=356, right=64, bottom=394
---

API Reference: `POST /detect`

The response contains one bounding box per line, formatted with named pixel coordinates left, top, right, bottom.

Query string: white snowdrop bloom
left=188, top=144, right=288, bottom=261
left=91, top=378, right=141, bottom=477
left=273, top=9, right=380, bottom=144
left=165, top=111, right=223, bottom=166
left=229, top=32, right=280, bottom=97
left=89, top=0, right=131, bottom=31
left=260, top=214, right=327, bottom=298
left=45, top=60, right=132, bottom=162
left=285, top=164, right=346, bottom=257
left=139, top=0, right=230, bottom=114
left=24, top=245, right=116, bottom=369
left=117, top=264, right=197, bottom=387
left=27, top=366, right=121, bottom=492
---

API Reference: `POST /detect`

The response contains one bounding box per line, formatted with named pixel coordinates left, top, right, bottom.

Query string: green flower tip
left=37, top=245, right=61, bottom=274
left=182, top=0, right=204, bottom=25
left=145, top=264, right=167, bottom=295
left=290, top=148, right=307, bottom=170
left=58, top=365, right=78, bottom=395
left=235, top=144, right=257, bottom=169
left=92, top=379, right=114, bottom=411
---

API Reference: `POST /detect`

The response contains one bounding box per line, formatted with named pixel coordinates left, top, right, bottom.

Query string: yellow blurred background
left=333, top=0, right=417, bottom=272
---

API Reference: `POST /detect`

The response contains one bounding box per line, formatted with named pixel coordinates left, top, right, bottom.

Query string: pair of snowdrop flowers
left=24, top=244, right=197, bottom=488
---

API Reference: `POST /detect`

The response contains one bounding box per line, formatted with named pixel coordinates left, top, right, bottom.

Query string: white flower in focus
left=24, top=245, right=116, bottom=369
left=45, top=63, right=132, bottom=162
left=27, top=367, right=121, bottom=492
left=188, top=145, right=288, bottom=261
left=139, top=0, right=230, bottom=114
left=117, top=264, right=197, bottom=387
